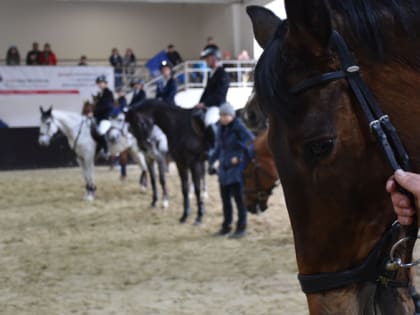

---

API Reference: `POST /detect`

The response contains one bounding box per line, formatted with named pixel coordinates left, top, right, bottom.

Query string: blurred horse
left=126, top=113, right=169, bottom=209
left=38, top=106, right=96, bottom=200
left=243, top=130, right=278, bottom=214
left=248, top=2, right=420, bottom=314
left=105, top=113, right=148, bottom=191
left=126, top=100, right=208, bottom=225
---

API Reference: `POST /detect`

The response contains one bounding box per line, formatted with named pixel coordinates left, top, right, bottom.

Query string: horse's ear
left=39, top=106, right=44, bottom=114
left=47, top=105, right=53, bottom=115
left=285, top=0, right=332, bottom=55
left=247, top=6, right=282, bottom=49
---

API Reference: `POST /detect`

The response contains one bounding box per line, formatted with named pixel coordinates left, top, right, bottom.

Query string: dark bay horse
left=243, top=130, right=278, bottom=214
left=248, top=2, right=420, bottom=314
left=126, top=100, right=208, bottom=225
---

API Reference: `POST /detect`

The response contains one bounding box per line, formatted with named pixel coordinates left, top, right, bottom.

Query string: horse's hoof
left=179, top=215, right=188, bottom=224
left=120, top=176, right=126, bottom=181
left=150, top=202, right=157, bottom=208
left=193, top=218, right=202, bottom=226
left=162, top=199, right=169, bottom=209
left=202, top=191, right=209, bottom=200
left=85, top=194, right=95, bottom=202
left=140, top=185, right=147, bottom=193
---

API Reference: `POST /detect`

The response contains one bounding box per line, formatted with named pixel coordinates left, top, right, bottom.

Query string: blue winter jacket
left=209, top=117, right=255, bottom=186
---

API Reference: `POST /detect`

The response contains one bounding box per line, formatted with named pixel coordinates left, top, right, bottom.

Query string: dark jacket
left=94, top=88, right=114, bottom=122
left=199, top=66, right=229, bottom=108
left=209, top=117, right=255, bottom=186
left=109, top=54, right=123, bottom=73
left=156, top=77, right=177, bottom=105
left=130, top=89, right=146, bottom=106
left=26, top=50, right=40, bottom=65
left=167, top=51, right=183, bottom=66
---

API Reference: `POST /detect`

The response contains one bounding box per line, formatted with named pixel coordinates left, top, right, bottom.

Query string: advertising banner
left=0, top=66, right=114, bottom=127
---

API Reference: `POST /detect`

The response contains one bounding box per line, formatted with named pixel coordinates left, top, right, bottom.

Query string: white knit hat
left=219, top=102, right=236, bottom=117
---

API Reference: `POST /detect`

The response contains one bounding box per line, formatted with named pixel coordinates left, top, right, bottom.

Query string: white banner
left=0, top=66, right=114, bottom=127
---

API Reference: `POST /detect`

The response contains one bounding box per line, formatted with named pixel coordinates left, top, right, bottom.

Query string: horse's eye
left=303, top=138, right=335, bottom=165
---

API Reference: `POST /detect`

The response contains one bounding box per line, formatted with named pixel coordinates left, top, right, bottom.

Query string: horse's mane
left=254, top=1, right=420, bottom=117
left=131, top=99, right=194, bottom=115
left=329, top=0, right=420, bottom=58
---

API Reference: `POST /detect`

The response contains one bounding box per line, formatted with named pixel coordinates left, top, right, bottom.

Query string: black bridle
left=289, top=30, right=418, bottom=294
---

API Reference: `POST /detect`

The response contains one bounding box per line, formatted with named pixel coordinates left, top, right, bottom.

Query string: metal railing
left=144, top=60, right=256, bottom=97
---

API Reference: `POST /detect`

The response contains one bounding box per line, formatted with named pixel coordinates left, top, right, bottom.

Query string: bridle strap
left=298, top=222, right=403, bottom=294
left=291, top=30, right=411, bottom=173
left=289, top=30, right=418, bottom=293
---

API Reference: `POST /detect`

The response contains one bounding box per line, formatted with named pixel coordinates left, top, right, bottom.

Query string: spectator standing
left=208, top=102, right=255, bottom=238
left=6, top=46, right=20, bottom=65
left=109, top=48, right=123, bottom=89
left=204, top=36, right=219, bottom=50
left=166, top=44, right=183, bottom=66
left=123, top=48, right=136, bottom=83
left=78, top=55, right=88, bottom=66
left=26, top=42, right=40, bottom=65
left=111, top=87, right=127, bottom=117
left=38, top=43, right=57, bottom=65
left=156, top=61, right=177, bottom=105
left=129, top=79, right=146, bottom=106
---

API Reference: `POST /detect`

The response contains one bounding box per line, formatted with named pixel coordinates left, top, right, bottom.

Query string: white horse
left=102, top=113, right=148, bottom=190
left=38, top=106, right=97, bottom=200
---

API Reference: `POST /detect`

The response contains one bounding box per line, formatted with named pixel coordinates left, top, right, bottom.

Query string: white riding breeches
left=204, top=106, right=220, bottom=127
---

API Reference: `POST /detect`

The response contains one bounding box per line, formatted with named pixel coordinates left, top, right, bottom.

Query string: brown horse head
left=81, top=100, right=95, bottom=116
left=243, top=130, right=278, bottom=213
left=248, top=1, right=420, bottom=314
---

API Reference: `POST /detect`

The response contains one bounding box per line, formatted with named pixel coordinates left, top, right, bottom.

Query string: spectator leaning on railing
left=6, top=45, right=20, bottom=65
left=26, top=42, right=40, bottom=65
left=38, top=43, right=57, bottom=65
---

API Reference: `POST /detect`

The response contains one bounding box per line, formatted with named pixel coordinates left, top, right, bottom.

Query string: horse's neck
left=151, top=107, right=177, bottom=138
left=52, top=110, right=83, bottom=141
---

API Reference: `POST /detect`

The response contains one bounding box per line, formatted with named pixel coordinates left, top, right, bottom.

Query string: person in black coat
left=156, top=61, right=177, bottom=105
left=129, top=79, right=146, bottom=106
left=166, top=44, right=183, bottom=66
left=195, top=46, right=229, bottom=127
left=93, top=75, right=114, bottom=157
left=94, top=75, right=114, bottom=122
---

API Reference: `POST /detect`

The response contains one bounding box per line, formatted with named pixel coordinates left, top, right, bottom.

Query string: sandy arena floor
left=2, top=165, right=420, bottom=315
left=0, top=165, right=306, bottom=315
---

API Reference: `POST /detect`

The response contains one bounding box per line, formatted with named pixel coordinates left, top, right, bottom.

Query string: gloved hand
left=208, top=165, right=217, bottom=175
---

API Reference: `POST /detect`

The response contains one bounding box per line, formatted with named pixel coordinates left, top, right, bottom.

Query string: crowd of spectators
left=4, top=38, right=252, bottom=89
left=6, top=42, right=58, bottom=66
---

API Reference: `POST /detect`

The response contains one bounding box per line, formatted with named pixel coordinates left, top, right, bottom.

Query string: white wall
left=0, top=1, right=240, bottom=63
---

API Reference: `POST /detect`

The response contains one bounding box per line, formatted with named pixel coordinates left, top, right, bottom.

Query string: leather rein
left=287, top=30, right=418, bottom=294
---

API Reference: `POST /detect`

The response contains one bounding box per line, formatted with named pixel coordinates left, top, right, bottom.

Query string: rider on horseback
left=92, top=75, right=114, bottom=159
left=194, top=46, right=230, bottom=149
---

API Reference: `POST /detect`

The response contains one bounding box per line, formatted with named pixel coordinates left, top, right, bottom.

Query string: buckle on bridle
left=346, top=65, right=360, bottom=73
left=388, top=235, right=420, bottom=269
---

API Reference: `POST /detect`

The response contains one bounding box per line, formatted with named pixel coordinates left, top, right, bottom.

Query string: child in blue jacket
left=208, top=102, right=255, bottom=238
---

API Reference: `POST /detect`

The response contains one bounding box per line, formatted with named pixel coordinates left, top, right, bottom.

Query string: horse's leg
left=138, top=150, right=148, bottom=190
left=201, top=161, right=208, bottom=200
left=79, top=156, right=96, bottom=201
left=177, top=162, right=190, bottom=223
left=119, top=150, right=128, bottom=181
left=147, top=157, right=158, bottom=208
left=157, top=154, right=169, bottom=209
left=128, top=146, right=148, bottom=191
left=191, top=161, right=205, bottom=225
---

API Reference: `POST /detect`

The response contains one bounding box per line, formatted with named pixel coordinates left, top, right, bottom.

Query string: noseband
left=244, top=159, right=278, bottom=203
left=288, top=30, right=419, bottom=294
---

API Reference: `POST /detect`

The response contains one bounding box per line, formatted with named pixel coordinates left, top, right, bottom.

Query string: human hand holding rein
left=386, top=170, right=420, bottom=226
